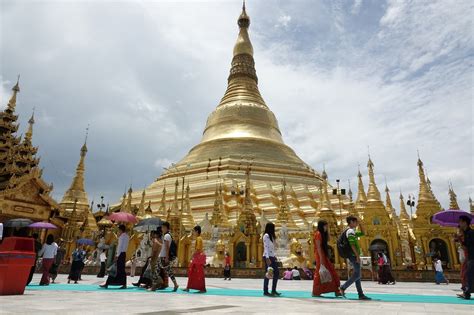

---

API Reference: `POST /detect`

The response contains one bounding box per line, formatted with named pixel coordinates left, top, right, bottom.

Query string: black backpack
left=337, top=228, right=353, bottom=259
left=167, top=232, right=177, bottom=260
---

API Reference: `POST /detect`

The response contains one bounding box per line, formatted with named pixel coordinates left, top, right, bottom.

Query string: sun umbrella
left=134, top=217, right=162, bottom=232
left=432, top=210, right=473, bottom=227
left=28, top=222, right=57, bottom=229
left=77, top=238, right=95, bottom=246
left=4, top=218, right=33, bottom=228
left=108, top=212, right=138, bottom=224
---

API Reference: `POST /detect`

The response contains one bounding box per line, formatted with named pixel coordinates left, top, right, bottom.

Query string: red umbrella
left=108, top=212, right=137, bottom=224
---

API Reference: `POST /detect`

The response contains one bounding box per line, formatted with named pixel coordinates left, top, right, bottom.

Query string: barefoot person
left=68, top=245, right=85, bottom=284
left=159, top=221, right=179, bottom=291
left=148, top=228, right=163, bottom=291
left=183, top=225, right=206, bottom=293
left=100, top=224, right=129, bottom=289
left=263, top=222, right=280, bottom=297
left=224, top=252, right=231, bottom=280
left=313, top=220, right=342, bottom=297
left=457, top=215, right=474, bottom=300
left=97, top=250, right=107, bottom=278
left=38, top=234, right=58, bottom=286
left=339, top=216, right=371, bottom=300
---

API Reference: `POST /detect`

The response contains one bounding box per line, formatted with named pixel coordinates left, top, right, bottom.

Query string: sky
left=1, top=0, right=472, bottom=213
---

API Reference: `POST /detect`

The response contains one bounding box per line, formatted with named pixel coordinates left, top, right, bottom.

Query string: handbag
left=107, top=263, right=117, bottom=278
left=319, top=264, right=332, bottom=284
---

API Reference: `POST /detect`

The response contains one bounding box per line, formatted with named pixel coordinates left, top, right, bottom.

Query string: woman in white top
left=38, top=234, right=58, bottom=285
left=263, top=222, right=280, bottom=296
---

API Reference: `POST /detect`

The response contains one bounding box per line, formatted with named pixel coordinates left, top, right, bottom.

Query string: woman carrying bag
left=312, top=220, right=342, bottom=297
left=183, top=225, right=206, bottom=293
left=263, top=222, right=281, bottom=297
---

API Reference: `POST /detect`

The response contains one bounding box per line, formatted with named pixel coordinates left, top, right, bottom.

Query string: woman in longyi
left=183, top=225, right=206, bottom=293
left=312, top=220, right=342, bottom=297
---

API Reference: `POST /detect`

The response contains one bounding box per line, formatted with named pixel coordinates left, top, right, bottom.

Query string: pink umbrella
left=108, top=212, right=137, bottom=224
left=28, top=222, right=57, bottom=229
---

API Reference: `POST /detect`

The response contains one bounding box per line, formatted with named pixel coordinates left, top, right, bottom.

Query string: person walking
left=339, top=216, right=371, bottom=300
left=183, top=225, right=206, bottom=293
left=97, top=250, right=107, bottom=278
left=148, top=228, right=164, bottom=291
left=224, top=252, right=232, bottom=280
left=158, top=221, right=179, bottom=291
left=68, top=245, right=86, bottom=284
left=263, top=222, right=280, bottom=297
left=433, top=256, right=449, bottom=285
left=130, top=254, right=137, bottom=278
left=457, top=215, right=474, bottom=300
left=26, top=233, right=42, bottom=285
left=38, top=234, right=58, bottom=286
left=50, top=240, right=65, bottom=283
left=100, top=224, right=129, bottom=289
left=312, top=220, right=342, bottom=297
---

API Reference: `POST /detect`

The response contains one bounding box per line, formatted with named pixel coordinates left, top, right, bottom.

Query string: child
left=292, top=266, right=301, bottom=280
left=433, top=256, right=449, bottom=285
left=283, top=267, right=292, bottom=280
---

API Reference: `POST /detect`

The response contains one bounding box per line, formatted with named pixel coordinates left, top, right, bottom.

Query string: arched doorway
left=369, top=239, right=390, bottom=266
left=429, top=238, right=450, bottom=268
left=234, top=242, right=247, bottom=268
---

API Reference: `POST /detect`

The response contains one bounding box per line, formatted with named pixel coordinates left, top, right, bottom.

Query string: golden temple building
left=1, top=4, right=471, bottom=274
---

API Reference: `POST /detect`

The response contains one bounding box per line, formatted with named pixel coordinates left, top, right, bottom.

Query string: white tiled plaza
left=0, top=274, right=472, bottom=315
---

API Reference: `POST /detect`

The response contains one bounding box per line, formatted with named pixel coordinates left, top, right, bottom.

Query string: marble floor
left=0, top=274, right=472, bottom=314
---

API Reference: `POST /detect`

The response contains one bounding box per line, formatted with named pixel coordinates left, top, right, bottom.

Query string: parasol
left=28, top=222, right=57, bottom=229
left=108, top=212, right=138, bottom=224
left=4, top=218, right=33, bottom=228
left=77, top=238, right=95, bottom=246
left=432, top=210, right=473, bottom=227
left=134, top=217, right=162, bottom=232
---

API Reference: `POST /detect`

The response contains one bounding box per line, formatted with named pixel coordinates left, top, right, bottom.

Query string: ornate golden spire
left=172, top=178, right=179, bottom=214
left=448, top=183, right=460, bottom=210
left=414, top=156, right=442, bottom=221
left=319, top=168, right=332, bottom=211
left=366, top=157, right=381, bottom=201
left=60, top=131, right=89, bottom=208
left=416, top=157, right=432, bottom=201
left=7, top=75, right=20, bottom=111
left=276, top=179, right=297, bottom=228
left=145, top=201, right=153, bottom=217
left=399, top=192, right=410, bottom=221
left=24, top=110, right=34, bottom=143
left=347, top=179, right=353, bottom=202
left=159, top=186, right=167, bottom=217
left=137, top=189, right=146, bottom=217
left=355, top=168, right=367, bottom=209
left=125, top=186, right=133, bottom=213
left=385, top=184, right=393, bottom=210
left=470, top=196, right=474, bottom=214
left=211, top=183, right=229, bottom=227
left=181, top=183, right=195, bottom=230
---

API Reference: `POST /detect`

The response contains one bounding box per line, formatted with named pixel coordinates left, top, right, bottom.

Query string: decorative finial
left=13, top=74, right=20, bottom=92
left=29, top=107, right=35, bottom=124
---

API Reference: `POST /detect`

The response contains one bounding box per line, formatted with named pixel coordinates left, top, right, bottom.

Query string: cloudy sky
left=1, top=0, right=472, bottom=213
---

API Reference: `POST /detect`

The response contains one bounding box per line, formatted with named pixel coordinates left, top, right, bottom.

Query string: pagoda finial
left=385, top=184, right=393, bottom=209
left=355, top=169, right=367, bottom=209
left=448, top=182, right=460, bottom=210
left=347, top=179, right=353, bottom=202
left=233, top=1, right=253, bottom=57
left=469, top=196, right=474, bottom=214
left=399, top=192, right=410, bottom=220
left=6, top=75, right=20, bottom=111
left=24, top=108, right=35, bottom=142
left=366, top=156, right=381, bottom=201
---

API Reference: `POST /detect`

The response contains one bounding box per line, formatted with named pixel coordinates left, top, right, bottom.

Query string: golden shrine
left=1, top=4, right=472, bottom=272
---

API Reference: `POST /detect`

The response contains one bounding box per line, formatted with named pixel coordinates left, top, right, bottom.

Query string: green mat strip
left=26, top=284, right=473, bottom=305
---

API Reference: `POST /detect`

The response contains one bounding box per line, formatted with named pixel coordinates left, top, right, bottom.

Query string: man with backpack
left=159, top=221, right=179, bottom=291
left=338, top=216, right=371, bottom=300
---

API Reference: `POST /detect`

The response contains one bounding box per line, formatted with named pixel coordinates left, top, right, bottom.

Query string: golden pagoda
left=125, top=2, right=348, bottom=237
left=448, top=183, right=460, bottom=210
left=0, top=78, right=59, bottom=225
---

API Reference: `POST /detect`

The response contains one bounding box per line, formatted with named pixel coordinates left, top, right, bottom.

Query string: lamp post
left=407, top=194, right=415, bottom=218
left=332, top=179, right=346, bottom=226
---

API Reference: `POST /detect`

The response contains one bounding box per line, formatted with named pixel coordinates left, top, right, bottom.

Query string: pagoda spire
left=448, top=183, right=460, bottom=210
left=60, top=130, right=89, bottom=208
left=137, top=189, right=146, bottom=217
left=172, top=178, right=179, bottom=214
left=347, top=179, right=353, bottom=202
left=469, top=196, right=473, bottom=214
left=159, top=186, right=167, bottom=217
left=355, top=168, right=367, bottom=210
left=7, top=75, right=20, bottom=111
left=125, top=186, right=133, bottom=213
left=24, top=110, right=35, bottom=143
left=399, top=192, right=410, bottom=221
left=366, top=157, right=381, bottom=201
left=319, top=168, right=332, bottom=211
left=416, top=157, right=432, bottom=202
left=276, top=178, right=297, bottom=228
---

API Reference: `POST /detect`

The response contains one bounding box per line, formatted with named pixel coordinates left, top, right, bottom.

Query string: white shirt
left=0, top=223, right=3, bottom=240
left=263, top=233, right=275, bottom=258
left=159, top=233, right=172, bottom=258
left=292, top=269, right=300, bottom=278
left=100, top=252, right=107, bottom=262
left=434, top=260, right=443, bottom=272
left=39, top=242, right=58, bottom=259
left=116, top=233, right=130, bottom=256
